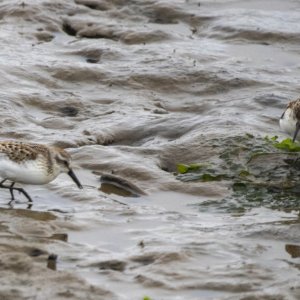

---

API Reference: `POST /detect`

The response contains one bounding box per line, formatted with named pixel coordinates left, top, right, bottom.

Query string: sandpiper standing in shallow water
left=280, top=98, right=300, bottom=142
left=0, top=141, right=83, bottom=203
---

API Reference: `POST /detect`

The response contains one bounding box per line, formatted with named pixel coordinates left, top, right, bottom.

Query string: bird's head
left=53, top=148, right=83, bottom=189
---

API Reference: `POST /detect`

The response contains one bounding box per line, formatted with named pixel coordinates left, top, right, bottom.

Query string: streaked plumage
left=0, top=141, right=82, bottom=203
left=279, top=98, right=300, bottom=142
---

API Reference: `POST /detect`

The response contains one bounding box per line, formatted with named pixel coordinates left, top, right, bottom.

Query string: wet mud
left=0, top=0, right=300, bottom=299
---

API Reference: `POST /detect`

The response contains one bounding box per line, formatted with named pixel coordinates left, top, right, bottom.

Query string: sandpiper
left=0, top=141, right=82, bottom=203
left=280, top=98, right=300, bottom=142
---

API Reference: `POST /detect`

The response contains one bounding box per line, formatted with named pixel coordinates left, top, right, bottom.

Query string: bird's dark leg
left=0, top=179, right=15, bottom=205
left=293, top=122, right=300, bottom=143
left=0, top=179, right=7, bottom=186
left=14, top=187, right=33, bottom=203
left=9, top=182, right=15, bottom=200
left=0, top=179, right=33, bottom=203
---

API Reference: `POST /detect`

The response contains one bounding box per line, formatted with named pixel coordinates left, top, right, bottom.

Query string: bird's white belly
left=279, top=117, right=296, bottom=136
left=279, top=107, right=299, bottom=139
left=0, top=159, right=55, bottom=184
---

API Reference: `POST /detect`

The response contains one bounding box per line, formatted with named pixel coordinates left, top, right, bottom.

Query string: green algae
left=177, top=163, right=205, bottom=174
left=265, top=135, right=300, bottom=152
left=176, top=134, right=300, bottom=213
left=273, top=138, right=300, bottom=152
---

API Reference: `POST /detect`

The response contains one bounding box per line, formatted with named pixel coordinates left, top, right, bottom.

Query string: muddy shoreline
left=0, top=0, right=300, bottom=299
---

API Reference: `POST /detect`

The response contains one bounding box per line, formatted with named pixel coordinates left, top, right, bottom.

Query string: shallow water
left=0, top=0, right=300, bottom=299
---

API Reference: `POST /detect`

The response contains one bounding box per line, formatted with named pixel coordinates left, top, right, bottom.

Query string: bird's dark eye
left=55, top=155, right=69, bottom=167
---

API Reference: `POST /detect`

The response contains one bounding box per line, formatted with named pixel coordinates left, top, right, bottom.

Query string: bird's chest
left=0, top=158, right=58, bottom=184
left=280, top=108, right=297, bottom=135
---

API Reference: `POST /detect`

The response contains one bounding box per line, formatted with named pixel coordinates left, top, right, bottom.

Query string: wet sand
left=0, top=0, right=300, bottom=299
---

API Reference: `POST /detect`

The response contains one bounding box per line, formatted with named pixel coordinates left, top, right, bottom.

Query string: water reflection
left=47, top=254, right=58, bottom=271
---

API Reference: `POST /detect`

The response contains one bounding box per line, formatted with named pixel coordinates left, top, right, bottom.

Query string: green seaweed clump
left=177, top=163, right=205, bottom=174
left=272, top=137, right=300, bottom=152
left=176, top=134, right=300, bottom=213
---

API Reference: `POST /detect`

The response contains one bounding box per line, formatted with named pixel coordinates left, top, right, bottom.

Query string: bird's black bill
left=293, top=122, right=300, bottom=143
left=68, top=169, right=83, bottom=189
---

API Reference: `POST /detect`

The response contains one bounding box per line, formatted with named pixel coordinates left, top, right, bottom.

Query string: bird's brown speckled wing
left=293, top=99, right=300, bottom=121
left=0, top=142, right=49, bottom=163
